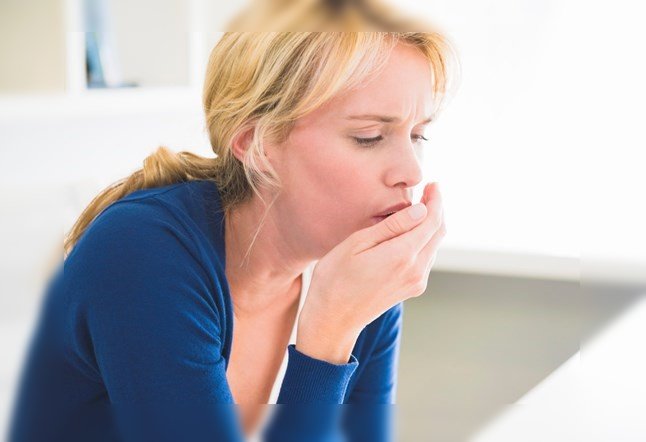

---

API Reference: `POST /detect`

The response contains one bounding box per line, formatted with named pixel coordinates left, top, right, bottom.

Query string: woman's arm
left=70, top=199, right=244, bottom=441
left=340, top=302, right=404, bottom=442
left=72, top=198, right=359, bottom=442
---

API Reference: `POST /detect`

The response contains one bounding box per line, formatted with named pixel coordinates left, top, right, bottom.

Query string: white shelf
left=0, top=86, right=203, bottom=121
left=435, top=245, right=580, bottom=282
left=436, top=245, right=645, bottom=287
left=0, top=0, right=211, bottom=121
left=0, top=0, right=217, bottom=122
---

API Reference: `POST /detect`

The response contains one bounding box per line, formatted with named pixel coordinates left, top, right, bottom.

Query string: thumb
left=355, top=203, right=427, bottom=252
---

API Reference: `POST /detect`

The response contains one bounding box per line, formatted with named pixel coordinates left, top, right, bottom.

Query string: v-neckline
left=267, top=262, right=312, bottom=403
left=246, top=261, right=315, bottom=441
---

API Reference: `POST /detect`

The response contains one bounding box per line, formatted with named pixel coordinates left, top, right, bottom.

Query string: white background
left=1, top=0, right=645, bottom=440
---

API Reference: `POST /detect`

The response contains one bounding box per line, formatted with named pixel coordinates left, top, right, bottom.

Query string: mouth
left=371, top=200, right=412, bottom=225
left=371, top=212, right=397, bottom=224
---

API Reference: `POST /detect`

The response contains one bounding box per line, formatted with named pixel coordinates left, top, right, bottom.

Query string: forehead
left=296, top=43, right=435, bottom=129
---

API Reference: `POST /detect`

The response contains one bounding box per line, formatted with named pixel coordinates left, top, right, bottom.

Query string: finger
left=421, top=253, right=437, bottom=284
left=388, top=182, right=443, bottom=256
left=418, top=217, right=446, bottom=273
left=420, top=181, right=435, bottom=205
left=354, top=202, right=427, bottom=254
left=421, top=181, right=431, bottom=204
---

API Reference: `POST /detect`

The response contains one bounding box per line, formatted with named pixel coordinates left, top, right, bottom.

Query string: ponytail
left=63, top=146, right=219, bottom=258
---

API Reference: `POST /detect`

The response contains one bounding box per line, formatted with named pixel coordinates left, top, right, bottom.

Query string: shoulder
left=69, top=195, right=186, bottom=264
left=65, top=191, right=225, bottom=311
left=69, top=180, right=223, bottom=268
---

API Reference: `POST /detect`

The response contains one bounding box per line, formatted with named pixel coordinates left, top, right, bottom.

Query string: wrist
left=295, top=325, right=359, bottom=365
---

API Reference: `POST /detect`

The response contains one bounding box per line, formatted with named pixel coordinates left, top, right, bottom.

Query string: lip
left=374, top=201, right=412, bottom=217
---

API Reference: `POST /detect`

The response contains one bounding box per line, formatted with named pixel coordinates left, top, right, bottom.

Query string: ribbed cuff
left=276, top=344, right=359, bottom=404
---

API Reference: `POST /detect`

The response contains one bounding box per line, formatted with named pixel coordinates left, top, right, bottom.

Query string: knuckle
left=406, top=267, right=427, bottom=289
left=405, top=242, right=418, bottom=259
left=384, top=216, right=405, bottom=235
left=396, top=252, right=414, bottom=270
left=404, top=270, right=417, bottom=287
left=411, top=279, right=428, bottom=297
left=395, top=242, right=416, bottom=264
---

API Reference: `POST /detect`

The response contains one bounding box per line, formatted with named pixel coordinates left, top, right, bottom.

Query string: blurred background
left=1, top=0, right=644, bottom=441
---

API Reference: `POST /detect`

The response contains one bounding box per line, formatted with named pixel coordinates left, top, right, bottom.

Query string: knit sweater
left=8, top=179, right=403, bottom=442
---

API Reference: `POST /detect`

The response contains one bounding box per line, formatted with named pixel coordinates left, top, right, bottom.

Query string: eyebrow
left=345, top=114, right=433, bottom=124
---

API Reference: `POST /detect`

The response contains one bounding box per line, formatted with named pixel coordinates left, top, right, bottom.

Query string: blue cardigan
left=9, top=180, right=403, bottom=442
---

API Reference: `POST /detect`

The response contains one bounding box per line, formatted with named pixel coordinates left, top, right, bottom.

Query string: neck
left=224, top=196, right=312, bottom=319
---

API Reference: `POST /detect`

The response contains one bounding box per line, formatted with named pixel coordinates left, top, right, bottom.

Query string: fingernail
left=409, top=203, right=426, bottom=220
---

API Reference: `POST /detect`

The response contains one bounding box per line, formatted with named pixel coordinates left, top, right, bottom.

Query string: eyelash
left=353, top=135, right=429, bottom=148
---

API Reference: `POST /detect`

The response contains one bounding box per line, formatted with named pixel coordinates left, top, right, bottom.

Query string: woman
left=9, top=32, right=455, bottom=442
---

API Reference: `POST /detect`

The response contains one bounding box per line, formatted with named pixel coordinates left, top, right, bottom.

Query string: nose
left=385, top=137, right=425, bottom=192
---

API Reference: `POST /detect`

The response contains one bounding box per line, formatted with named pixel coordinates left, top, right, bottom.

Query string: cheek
left=304, top=182, right=373, bottom=248
left=309, top=165, right=368, bottom=222
left=290, top=136, right=360, bottom=200
left=287, top=134, right=376, bottom=237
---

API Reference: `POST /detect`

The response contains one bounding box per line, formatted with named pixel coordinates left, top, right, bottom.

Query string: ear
left=231, top=124, right=275, bottom=172
left=230, top=125, right=256, bottom=164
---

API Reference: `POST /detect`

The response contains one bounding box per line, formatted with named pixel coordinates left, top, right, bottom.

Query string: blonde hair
left=63, top=31, right=459, bottom=266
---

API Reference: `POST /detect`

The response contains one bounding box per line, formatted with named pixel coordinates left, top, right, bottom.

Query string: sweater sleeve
left=69, top=199, right=245, bottom=441
left=263, top=304, right=403, bottom=442
left=340, top=302, right=404, bottom=442
left=262, top=345, right=359, bottom=442
left=69, top=198, right=359, bottom=442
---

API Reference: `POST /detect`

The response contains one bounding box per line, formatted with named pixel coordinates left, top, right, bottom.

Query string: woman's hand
left=296, top=182, right=446, bottom=364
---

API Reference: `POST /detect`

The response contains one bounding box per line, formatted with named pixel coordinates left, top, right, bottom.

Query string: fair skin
left=224, top=42, right=436, bottom=434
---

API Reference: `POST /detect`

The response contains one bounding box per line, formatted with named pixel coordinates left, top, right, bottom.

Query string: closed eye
left=353, top=135, right=384, bottom=146
left=353, top=134, right=429, bottom=148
